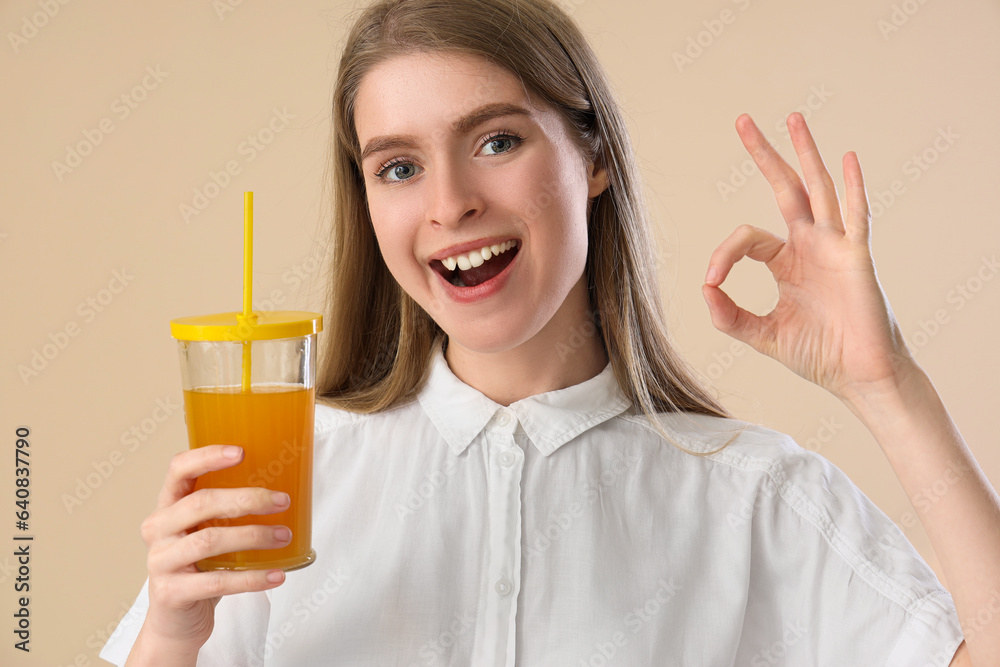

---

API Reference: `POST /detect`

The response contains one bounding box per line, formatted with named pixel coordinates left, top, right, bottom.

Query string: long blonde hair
left=316, top=0, right=745, bottom=456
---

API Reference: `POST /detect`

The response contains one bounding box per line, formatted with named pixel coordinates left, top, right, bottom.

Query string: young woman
left=103, top=0, right=997, bottom=664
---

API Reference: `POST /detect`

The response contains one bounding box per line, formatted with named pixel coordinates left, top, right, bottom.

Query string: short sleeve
left=99, top=578, right=272, bottom=666
left=732, top=436, right=965, bottom=666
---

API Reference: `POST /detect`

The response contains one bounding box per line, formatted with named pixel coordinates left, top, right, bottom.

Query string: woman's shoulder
left=617, top=409, right=804, bottom=464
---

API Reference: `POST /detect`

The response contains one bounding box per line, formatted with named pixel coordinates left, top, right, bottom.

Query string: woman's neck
left=442, top=278, right=608, bottom=406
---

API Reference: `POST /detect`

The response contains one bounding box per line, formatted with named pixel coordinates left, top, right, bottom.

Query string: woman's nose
left=424, top=159, right=483, bottom=229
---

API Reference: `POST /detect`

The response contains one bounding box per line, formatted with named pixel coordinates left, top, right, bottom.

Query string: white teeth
left=438, top=240, right=516, bottom=273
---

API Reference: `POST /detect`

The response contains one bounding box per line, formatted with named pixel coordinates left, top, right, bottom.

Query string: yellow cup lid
left=170, top=310, right=323, bottom=342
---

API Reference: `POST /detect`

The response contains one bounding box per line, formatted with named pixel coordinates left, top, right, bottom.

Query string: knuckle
left=235, top=490, right=255, bottom=512
left=219, top=494, right=246, bottom=520
left=145, top=546, right=168, bottom=574
left=188, top=488, right=210, bottom=515
left=139, top=515, right=157, bottom=545
left=167, top=451, right=189, bottom=479
left=193, top=526, right=219, bottom=554
left=205, top=571, right=226, bottom=597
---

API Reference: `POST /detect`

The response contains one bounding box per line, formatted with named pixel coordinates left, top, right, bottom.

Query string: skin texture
left=354, top=51, right=609, bottom=406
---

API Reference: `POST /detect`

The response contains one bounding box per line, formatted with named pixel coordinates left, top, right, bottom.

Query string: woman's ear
left=587, top=161, right=609, bottom=199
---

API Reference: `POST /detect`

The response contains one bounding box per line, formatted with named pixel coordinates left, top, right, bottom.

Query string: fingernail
left=223, top=446, right=243, bottom=459
left=274, top=527, right=292, bottom=542
left=272, top=492, right=290, bottom=507
left=705, top=267, right=718, bottom=284
left=266, top=570, right=284, bottom=584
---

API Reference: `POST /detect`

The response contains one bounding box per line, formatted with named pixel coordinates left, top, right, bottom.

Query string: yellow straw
left=241, top=192, right=253, bottom=393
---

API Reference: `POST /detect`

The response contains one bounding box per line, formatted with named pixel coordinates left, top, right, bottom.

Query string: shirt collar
left=417, top=339, right=632, bottom=457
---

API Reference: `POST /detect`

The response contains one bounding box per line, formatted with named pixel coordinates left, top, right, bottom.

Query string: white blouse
left=101, top=341, right=964, bottom=666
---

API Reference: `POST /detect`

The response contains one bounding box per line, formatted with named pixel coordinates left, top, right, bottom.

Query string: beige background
left=2, top=0, right=998, bottom=664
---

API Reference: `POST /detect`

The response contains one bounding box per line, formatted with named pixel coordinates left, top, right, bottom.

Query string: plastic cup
left=170, top=310, right=323, bottom=571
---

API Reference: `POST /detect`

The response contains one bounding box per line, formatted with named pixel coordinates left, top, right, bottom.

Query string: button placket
left=472, top=408, right=523, bottom=667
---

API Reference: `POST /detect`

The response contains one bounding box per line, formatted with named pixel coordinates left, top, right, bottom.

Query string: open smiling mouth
left=431, top=240, right=520, bottom=287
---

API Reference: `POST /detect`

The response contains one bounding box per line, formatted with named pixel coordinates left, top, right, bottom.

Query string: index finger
left=735, top=113, right=813, bottom=228
left=156, top=445, right=244, bottom=510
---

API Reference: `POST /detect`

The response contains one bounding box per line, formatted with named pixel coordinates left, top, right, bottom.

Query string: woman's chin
left=440, top=323, right=541, bottom=358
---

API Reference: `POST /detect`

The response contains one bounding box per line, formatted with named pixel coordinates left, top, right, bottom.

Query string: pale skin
left=122, top=61, right=993, bottom=665
left=355, top=52, right=611, bottom=406
left=701, top=112, right=997, bottom=665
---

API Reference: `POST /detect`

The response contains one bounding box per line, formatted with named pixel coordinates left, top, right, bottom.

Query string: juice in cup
left=172, top=319, right=322, bottom=572
left=183, top=383, right=315, bottom=570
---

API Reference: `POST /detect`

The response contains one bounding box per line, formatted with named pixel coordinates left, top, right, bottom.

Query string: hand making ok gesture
left=702, top=112, right=916, bottom=404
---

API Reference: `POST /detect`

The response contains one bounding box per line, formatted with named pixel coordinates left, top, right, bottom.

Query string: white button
left=499, top=450, right=516, bottom=467
left=496, top=411, right=511, bottom=427
left=495, top=578, right=512, bottom=597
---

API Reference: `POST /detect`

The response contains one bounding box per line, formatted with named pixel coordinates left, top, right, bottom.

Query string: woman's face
left=354, top=51, right=607, bottom=355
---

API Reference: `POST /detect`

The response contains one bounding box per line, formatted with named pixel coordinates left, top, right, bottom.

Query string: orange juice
left=183, top=384, right=315, bottom=571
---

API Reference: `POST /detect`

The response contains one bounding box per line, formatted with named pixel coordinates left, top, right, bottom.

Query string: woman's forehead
left=354, top=51, right=545, bottom=143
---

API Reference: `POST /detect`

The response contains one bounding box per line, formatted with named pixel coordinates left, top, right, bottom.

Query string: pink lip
left=428, top=236, right=520, bottom=263
left=433, top=243, right=520, bottom=304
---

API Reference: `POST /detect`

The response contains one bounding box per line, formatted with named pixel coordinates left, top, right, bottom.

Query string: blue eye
left=482, top=135, right=518, bottom=156
left=375, top=160, right=421, bottom=182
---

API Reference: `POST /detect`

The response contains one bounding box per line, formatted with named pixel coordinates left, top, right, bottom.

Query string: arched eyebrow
left=359, top=102, right=532, bottom=164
